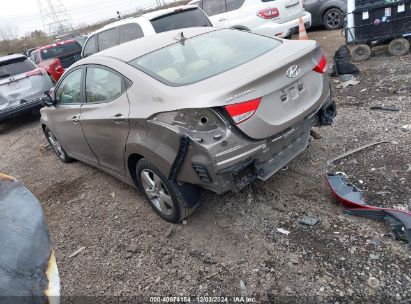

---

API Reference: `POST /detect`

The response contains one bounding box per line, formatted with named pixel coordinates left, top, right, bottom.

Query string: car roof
left=87, top=27, right=217, bottom=63
left=37, top=39, right=79, bottom=51
left=91, top=5, right=200, bottom=35
left=0, top=54, right=27, bottom=63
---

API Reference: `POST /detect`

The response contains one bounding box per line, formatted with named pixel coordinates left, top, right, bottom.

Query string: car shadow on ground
left=0, top=112, right=41, bottom=135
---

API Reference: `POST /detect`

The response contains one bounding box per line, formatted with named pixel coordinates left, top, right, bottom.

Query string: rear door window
left=83, top=35, right=97, bottom=57
left=40, top=42, right=81, bottom=60
left=150, top=8, right=212, bottom=33
left=85, top=67, right=124, bottom=103
left=119, top=23, right=144, bottom=44
left=0, top=57, right=36, bottom=78
left=98, top=28, right=119, bottom=51
left=202, top=0, right=226, bottom=16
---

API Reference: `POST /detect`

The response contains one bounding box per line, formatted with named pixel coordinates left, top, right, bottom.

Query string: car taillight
left=26, top=68, right=45, bottom=77
left=225, top=98, right=261, bottom=125
left=313, top=54, right=327, bottom=74
left=257, top=8, right=280, bottom=19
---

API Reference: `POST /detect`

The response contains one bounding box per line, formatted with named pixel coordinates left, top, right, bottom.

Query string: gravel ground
left=0, top=29, right=410, bottom=303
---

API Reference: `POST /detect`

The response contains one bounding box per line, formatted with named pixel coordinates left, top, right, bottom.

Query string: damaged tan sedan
left=40, top=27, right=336, bottom=223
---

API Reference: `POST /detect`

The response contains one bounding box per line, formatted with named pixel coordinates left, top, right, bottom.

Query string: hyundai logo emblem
left=286, top=65, right=301, bottom=78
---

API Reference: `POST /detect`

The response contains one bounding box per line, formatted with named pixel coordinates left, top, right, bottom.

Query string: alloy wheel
left=140, top=169, right=174, bottom=216
left=325, top=10, right=342, bottom=30
left=47, top=131, right=65, bottom=160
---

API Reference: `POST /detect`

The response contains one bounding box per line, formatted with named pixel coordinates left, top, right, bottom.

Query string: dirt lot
left=1, top=29, right=410, bottom=303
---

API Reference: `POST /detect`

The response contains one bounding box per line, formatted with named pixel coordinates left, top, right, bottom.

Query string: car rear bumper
left=0, top=97, right=42, bottom=122
left=253, top=11, right=312, bottom=38
left=187, top=94, right=335, bottom=194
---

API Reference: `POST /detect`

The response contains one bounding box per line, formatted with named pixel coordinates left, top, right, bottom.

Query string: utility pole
left=38, top=0, right=74, bottom=35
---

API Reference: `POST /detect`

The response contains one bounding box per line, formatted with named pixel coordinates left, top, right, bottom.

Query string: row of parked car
left=0, top=1, right=346, bottom=123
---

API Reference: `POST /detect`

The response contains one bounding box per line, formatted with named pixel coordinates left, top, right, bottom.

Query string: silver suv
left=0, top=54, right=53, bottom=122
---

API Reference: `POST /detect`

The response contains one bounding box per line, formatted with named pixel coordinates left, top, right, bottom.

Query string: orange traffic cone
left=298, top=17, right=308, bottom=40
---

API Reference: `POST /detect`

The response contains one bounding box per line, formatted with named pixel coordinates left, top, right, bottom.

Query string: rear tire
left=44, top=127, right=73, bottom=163
left=388, top=38, right=410, bottom=56
left=323, top=8, right=344, bottom=30
left=350, top=44, right=372, bottom=62
left=136, top=159, right=200, bottom=223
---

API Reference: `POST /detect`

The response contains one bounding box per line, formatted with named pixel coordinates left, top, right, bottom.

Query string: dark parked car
left=304, top=0, right=347, bottom=30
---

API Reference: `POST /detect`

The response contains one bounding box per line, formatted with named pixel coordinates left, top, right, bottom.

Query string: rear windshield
left=150, top=8, right=212, bottom=33
left=129, top=29, right=281, bottom=86
left=40, top=42, right=81, bottom=60
left=0, top=57, right=36, bottom=78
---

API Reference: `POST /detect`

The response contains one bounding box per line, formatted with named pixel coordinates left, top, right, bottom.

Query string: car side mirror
left=40, top=91, right=56, bottom=107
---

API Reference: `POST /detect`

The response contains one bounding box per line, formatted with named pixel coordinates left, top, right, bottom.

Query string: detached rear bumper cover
left=0, top=97, right=42, bottom=121
left=326, top=173, right=411, bottom=247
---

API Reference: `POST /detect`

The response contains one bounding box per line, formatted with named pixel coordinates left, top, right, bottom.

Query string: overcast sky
left=0, top=0, right=170, bottom=36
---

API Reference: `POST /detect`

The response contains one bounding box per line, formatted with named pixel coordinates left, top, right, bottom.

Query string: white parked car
left=188, top=0, right=312, bottom=38
left=81, top=5, right=212, bottom=57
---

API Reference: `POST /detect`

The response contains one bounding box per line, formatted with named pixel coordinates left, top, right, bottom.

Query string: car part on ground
left=41, top=28, right=335, bottom=222
left=326, top=173, right=411, bottom=248
left=0, top=54, right=53, bottom=122
left=0, top=173, right=60, bottom=300
left=189, top=0, right=312, bottom=39
left=326, top=140, right=393, bottom=165
left=304, top=0, right=346, bottom=30
left=81, top=5, right=211, bottom=58
left=29, top=40, right=82, bottom=82
left=346, top=209, right=411, bottom=247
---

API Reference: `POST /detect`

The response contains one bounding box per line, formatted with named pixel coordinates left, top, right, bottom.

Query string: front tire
left=136, top=159, right=200, bottom=223
left=323, top=8, right=344, bottom=30
left=44, top=127, right=73, bottom=163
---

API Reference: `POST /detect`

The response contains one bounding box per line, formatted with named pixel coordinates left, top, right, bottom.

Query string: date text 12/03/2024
left=150, top=296, right=256, bottom=303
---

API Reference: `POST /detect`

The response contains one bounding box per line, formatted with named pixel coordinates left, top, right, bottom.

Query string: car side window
left=226, top=0, right=245, bottom=12
left=202, top=0, right=226, bottom=16
left=85, top=67, right=123, bottom=103
left=83, top=35, right=97, bottom=57
left=98, top=28, right=119, bottom=51
left=55, top=69, right=83, bottom=104
left=119, top=23, right=144, bottom=44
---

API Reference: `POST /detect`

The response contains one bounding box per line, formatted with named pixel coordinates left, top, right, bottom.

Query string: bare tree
left=0, top=24, right=19, bottom=41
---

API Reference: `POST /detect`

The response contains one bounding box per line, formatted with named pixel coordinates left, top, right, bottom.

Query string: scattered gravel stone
left=299, top=216, right=320, bottom=226
left=367, top=277, right=381, bottom=289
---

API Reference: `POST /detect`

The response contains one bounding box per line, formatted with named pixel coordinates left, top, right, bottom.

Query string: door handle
left=72, top=116, right=79, bottom=123
left=218, top=18, right=226, bottom=21
left=112, top=113, right=125, bottom=124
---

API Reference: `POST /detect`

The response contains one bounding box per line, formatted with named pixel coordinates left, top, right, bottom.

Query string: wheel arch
left=127, top=153, right=145, bottom=187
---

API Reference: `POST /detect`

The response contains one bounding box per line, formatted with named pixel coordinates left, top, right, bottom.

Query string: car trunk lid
left=222, top=40, right=327, bottom=139
left=262, top=0, right=304, bottom=24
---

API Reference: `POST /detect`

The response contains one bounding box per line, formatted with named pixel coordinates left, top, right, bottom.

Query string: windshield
left=0, top=57, right=36, bottom=78
left=40, top=42, right=81, bottom=60
left=129, top=29, right=281, bottom=86
left=150, top=8, right=212, bottom=33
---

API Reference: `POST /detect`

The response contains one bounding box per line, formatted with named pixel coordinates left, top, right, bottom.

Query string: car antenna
left=173, top=32, right=186, bottom=44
